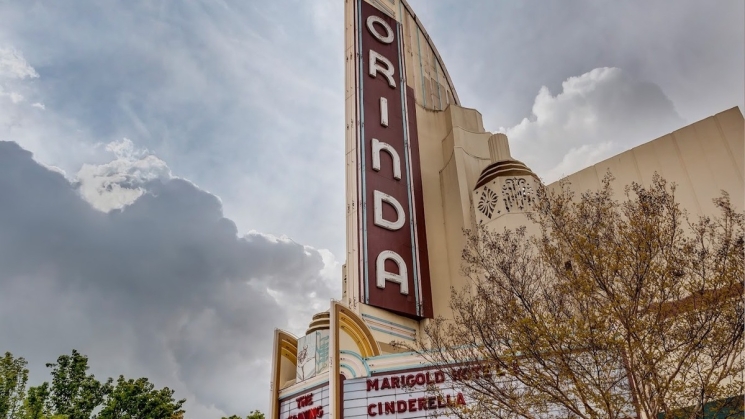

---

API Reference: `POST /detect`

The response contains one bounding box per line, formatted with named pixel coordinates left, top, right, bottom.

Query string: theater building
left=269, top=0, right=745, bottom=418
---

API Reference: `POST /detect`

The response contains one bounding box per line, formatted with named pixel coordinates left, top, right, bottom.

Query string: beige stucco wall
left=432, top=107, right=493, bottom=319
left=549, top=107, right=744, bottom=216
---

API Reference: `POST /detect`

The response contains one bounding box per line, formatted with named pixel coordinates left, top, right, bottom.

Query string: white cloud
left=543, top=141, right=614, bottom=183
left=0, top=47, right=39, bottom=79
left=75, top=138, right=171, bottom=212
left=503, top=67, right=684, bottom=183
left=6, top=91, right=23, bottom=103
left=0, top=46, right=101, bottom=175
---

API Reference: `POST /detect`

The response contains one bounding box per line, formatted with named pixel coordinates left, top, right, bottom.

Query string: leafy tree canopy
left=222, top=411, right=265, bottom=419
left=0, top=352, right=29, bottom=419
left=0, top=350, right=187, bottom=419
left=97, top=376, right=185, bottom=419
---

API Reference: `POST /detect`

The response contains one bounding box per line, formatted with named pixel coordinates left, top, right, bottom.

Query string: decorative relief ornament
left=478, top=186, right=499, bottom=219
left=502, top=177, right=535, bottom=212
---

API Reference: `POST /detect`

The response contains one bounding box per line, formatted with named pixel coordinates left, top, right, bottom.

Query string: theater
left=269, top=1, right=744, bottom=418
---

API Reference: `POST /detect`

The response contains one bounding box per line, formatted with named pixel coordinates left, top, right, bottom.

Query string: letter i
left=380, top=97, right=388, bottom=127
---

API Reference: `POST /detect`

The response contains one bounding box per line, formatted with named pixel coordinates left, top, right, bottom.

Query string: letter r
left=369, top=50, right=396, bottom=88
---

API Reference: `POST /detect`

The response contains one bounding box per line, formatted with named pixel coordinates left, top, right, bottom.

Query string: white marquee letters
left=360, top=6, right=429, bottom=314
left=380, top=97, right=388, bottom=127
left=368, top=50, right=396, bottom=88
left=376, top=250, right=408, bottom=295
left=373, top=190, right=405, bottom=230
left=366, top=15, right=394, bottom=44
left=371, top=138, right=401, bottom=180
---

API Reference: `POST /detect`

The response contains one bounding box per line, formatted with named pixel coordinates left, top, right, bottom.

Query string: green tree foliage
left=0, top=352, right=29, bottom=419
left=97, top=376, right=185, bottom=419
left=221, top=411, right=265, bottom=419
left=45, top=350, right=107, bottom=419
left=21, top=383, right=50, bottom=419
left=0, top=350, right=187, bottom=419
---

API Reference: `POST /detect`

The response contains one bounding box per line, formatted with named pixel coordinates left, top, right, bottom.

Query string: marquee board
left=341, top=362, right=636, bottom=419
left=343, top=369, right=468, bottom=419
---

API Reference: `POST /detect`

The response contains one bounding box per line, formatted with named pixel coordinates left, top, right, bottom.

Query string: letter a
left=376, top=250, right=408, bottom=294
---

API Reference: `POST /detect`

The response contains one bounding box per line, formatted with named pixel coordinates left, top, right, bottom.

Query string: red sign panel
left=279, top=385, right=329, bottom=419
left=356, top=1, right=432, bottom=318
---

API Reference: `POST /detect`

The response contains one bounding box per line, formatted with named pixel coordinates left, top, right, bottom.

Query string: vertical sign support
left=355, top=0, right=432, bottom=319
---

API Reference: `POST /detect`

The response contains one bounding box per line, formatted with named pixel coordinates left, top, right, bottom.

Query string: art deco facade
left=268, top=1, right=744, bottom=418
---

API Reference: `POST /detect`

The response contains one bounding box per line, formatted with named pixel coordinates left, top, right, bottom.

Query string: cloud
left=0, top=47, right=34, bottom=105
left=0, top=45, right=101, bottom=174
left=407, top=0, right=743, bottom=131
left=75, top=138, right=171, bottom=212
left=503, top=67, right=685, bottom=182
left=0, top=90, right=23, bottom=103
left=0, top=0, right=348, bottom=259
left=0, top=47, right=38, bottom=79
left=0, top=141, right=340, bottom=416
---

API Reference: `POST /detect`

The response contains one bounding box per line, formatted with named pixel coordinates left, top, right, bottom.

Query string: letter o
left=366, top=15, right=394, bottom=44
left=415, top=373, right=425, bottom=385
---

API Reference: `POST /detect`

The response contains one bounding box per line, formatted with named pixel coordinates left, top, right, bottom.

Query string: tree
left=44, top=350, right=107, bottom=419
left=97, top=376, right=185, bottom=419
left=420, top=175, right=744, bottom=419
left=221, top=411, right=265, bottom=419
left=21, top=383, right=50, bottom=419
left=12, top=349, right=187, bottom=419
left=0, top=352, right=29, bottom=419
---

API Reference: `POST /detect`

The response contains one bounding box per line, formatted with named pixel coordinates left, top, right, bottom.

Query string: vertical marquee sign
left=355, top=1, right=432, bottom=318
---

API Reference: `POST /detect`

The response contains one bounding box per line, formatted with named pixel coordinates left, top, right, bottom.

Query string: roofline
left=399, top=0, right=461, bottom=105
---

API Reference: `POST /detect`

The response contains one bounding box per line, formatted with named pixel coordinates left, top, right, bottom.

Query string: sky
left=0, top=0, right=742, bottom=417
